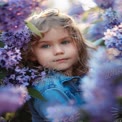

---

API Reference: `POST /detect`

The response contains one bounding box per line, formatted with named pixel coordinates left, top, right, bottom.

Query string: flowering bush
left=1, top=26, right=31, bottom=50
left=0, top=0, right=40, bottom=31
left=102, top=8, right=121, bottom=29
left=0, top=0, right=44, bottom=117
left=80, top=6, right=122, bottom=121
left=93, top=0, right=115, bottom=9
left=81, top=47, right=122, bottom=122
left=104, top=23, right=122, bottom=53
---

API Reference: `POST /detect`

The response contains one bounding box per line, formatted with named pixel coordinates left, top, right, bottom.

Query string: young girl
left=23, top=9, right=94, bottom=122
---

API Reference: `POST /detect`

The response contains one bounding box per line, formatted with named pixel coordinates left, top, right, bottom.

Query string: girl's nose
left=53, top=45, right=64, bottom=55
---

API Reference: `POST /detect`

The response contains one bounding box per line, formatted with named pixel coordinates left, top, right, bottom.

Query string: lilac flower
left=3, top=66, right=43, bottom=86
left=47, top=105, right=81, bottom=122
left=93, top=0, right=115, bottom=9
left=0, top=0, right=41, bottom=31
left=102, top=8, right=121, bottom=29
left=81, top=75, right=115, bottom=120
left=87, top=8, right=121, bottom=41
left=68, top=3, right=84, bottom=16
left=115, top=83, right=122, bottom=97
left=0, top=86, right=28, bottom=114
left=81, top=48, right=122, bottom=121
left=40, top=71, right=47, bottom=79
left=0, top=47, right=21, bottom=69
left=113, top=0, right=122, bottom=17
left=103, top=23, right=122, bottom=55
left=86, top=22, right=105, bottom=41
left=1, top=26, right=31, bottom=50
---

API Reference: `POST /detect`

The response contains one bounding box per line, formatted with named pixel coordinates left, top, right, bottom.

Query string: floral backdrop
left=0, top=0, right=122, bottom=122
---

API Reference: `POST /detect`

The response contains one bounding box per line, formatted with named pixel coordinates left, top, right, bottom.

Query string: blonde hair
left=22, top=9, right=94, bottom=76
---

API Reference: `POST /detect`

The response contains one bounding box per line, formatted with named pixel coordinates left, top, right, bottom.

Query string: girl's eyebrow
left=59, top=36, right=71, bottom=41
left=39, top=41, right=50, bottom=43
left=39, top=36, right=71, bottom=43
left=38, top=40, right=52, bottom=44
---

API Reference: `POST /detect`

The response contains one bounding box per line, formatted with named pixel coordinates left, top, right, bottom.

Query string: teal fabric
left=28, top=71, right=85, bottom=122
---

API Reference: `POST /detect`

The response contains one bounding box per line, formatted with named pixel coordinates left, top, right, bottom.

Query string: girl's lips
left=54, top=58, right=69, bottom=62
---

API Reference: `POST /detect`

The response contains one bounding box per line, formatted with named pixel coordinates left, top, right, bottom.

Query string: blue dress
left=28, top=70, right=85, bottom=122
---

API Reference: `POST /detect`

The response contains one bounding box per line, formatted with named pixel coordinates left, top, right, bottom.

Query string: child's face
left=32, top=27, right=79, bottom=72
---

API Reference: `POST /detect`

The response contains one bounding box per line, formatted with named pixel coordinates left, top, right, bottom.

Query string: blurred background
left=40, top=0, right=122, bottom=44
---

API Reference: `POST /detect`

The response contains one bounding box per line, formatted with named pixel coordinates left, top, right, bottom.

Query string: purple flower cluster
left=3, top=66, right=43, bottom=87
left=103, top=23, right=122, bottom=56
left=0, top=0, right=40, bottom=31
left=0, top=47, right=21, bottom=69
left=0, top=86, right=28, bottom=114
left=0, top=0, right=44, bottom=115
left=102, top=8, right=121, bottom=29
left=86, top=22, right=106, bottom=41
left=93, top=0, right=115, bottom=9
left=47, top=105, right=80, bottom=122
left=1, top=26, right=31, bottom=50
left=81, top=48, right=122, bottom=121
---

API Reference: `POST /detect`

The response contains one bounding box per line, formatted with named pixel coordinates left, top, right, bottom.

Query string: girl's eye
left=40, top=44, right=50, bottom=48
left=61, top=40, right=71, bottom=45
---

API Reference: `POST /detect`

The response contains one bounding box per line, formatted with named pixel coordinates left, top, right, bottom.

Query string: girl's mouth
left=54, top=58, right=69, bottom=62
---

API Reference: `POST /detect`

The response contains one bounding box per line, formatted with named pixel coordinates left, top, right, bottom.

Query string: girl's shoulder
left=32, top=71, right=83, bottom=93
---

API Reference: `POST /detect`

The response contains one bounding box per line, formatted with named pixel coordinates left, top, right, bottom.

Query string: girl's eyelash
left=61, top=40, right=71, bottom=44
left=39, top=40, right=71, bottom=48
left=40, top=44, right=50, bottom=48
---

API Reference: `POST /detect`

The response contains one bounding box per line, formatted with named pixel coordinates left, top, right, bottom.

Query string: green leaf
left=117, top=97, right=122, bottom=105
left=25, top=21, right=42, bottom=38
left=0, top=69, right=7, bottom=80
left=28, top=88, right=46, bottom=101
left=5, top=113, right=15, bottom=121
left=91, top=18, right=103, bottom=24
left=93, top=38, right=104, bottom=46
left=0, top=41, right=4, bottom=47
